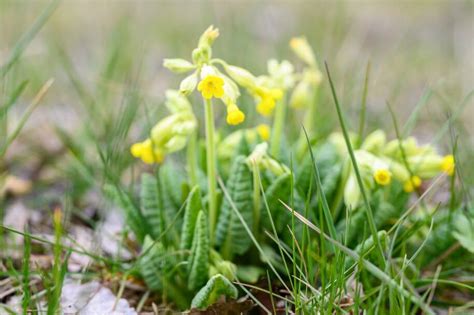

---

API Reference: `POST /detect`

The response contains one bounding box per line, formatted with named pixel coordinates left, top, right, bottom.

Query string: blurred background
left=1, top=0, right=473, bottom=203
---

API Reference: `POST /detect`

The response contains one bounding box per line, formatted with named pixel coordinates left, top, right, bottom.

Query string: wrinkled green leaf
left=104, top=184, right=146, bottom=242
left=188, top=211, right=210, bottom=290
left=215, top=155, right=253, bottom=259
left=140, top=173, right=164, bottom=239
left=190, top=274, right=238, bottom=310
left=180, top=186, right=203, bottom=251
left=139, top=236, right=171, bottom=291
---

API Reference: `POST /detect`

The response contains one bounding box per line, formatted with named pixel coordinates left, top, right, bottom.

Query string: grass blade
left=282, top=201, right=435, bottom=315
left=324, top=62, right=385, bottom=266
left=0, top=0, right=60, bottom=77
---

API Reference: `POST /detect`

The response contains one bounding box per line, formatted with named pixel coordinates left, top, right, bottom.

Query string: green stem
left=295, top=85, right=319, bottom=161
left=187, top=132, right=198, bottom=187
left=304, top=85, right=319, bottom=135
left=270, top=97, right=286, bottom=158
left=251, top=162, right=261, bottom=239
left=204, top=98, right=217, bottom=244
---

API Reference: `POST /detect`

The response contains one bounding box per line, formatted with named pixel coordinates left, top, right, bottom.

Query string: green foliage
left=421, top=214, right=457, bottom=266
left=345, top=230, right=389, bottom=268
left=181, top=186, right=204, bottom=251
left=21, top=233, right=31, bottom=314
left=160, top=162, right=186, bottom=209
left=296, top=142, right=341, bottom=199
left=140, top=173, right=164, bottom=239
left=104, top=184, right=147, bottom=242
left=215, top=155, right=253, bottom=259
left=139, top=236, right=172, bottom=291
left=187, top=211, right=210, bottom=290
left=261, top=173, right=292, bottom=233
left=190, top=274, right=238, bottom=310
left=453, top=210, right=474, bottom=253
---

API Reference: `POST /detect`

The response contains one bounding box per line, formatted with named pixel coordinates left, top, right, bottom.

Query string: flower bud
left=163, top=58, right=195, bottom=73
left=361, top=130, right=386, bottom=154
left=198, top=25, right=219, bottom=48
left=165, top=89, right=192, bottom=113
left=179, top=71, right=198, bottom=95
left=407, top=154, right=443, bottom=178
left=289, top=80, right=311, bottom=109
left=344, top=174, right=361, bottom=209
left=247, top=143, right=289, bottom=175
left=387, top=160, right=410, bottom=182
left=290, top=36, right=316, bottom=67
left=192, top=46, right=211, bottom=65
left=223, top=64, right=257, bottom=88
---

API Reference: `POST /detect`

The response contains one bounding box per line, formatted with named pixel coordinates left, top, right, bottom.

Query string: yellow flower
left=374, top=169, right=392, bottom=186
left=256, top=88, right=283, bottom=116
left=403, top=176, right=422, bottom=193
left=130, top=139, right=164, bottom=164
left=256, top=124, right=270, bottom=141
left=226, top=104, right=245, bottom=125
left=197, top=75, right=224, bottom=99
left=441, top=154, right=455, bottom=176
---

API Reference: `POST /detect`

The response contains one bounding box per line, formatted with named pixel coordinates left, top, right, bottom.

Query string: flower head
left=255, top=88, right=283, bottom=116
left=403, top=176, right=422, bottom=193
left=257, top=59, right=295, bottom=91
left=256, top=124, right=270, bottom=141
left=198, top=75, right=225, bottom=99
left=130, top=139, right=165, bottom=164
left=441, top=154, right=455, bottom=176
left=374, top=169, right=392, bottom=186
left=226, top=104, right=245, bottom=125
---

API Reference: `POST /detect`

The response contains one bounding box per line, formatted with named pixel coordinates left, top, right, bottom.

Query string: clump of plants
left=106, top=26, right=472, bottom=313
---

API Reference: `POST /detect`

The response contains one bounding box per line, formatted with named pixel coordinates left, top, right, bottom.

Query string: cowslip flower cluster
left=253, top=60, right=294, bottom=116
left=164, top=26, right=254, bottom=126
left=330, top=130, right=455, bottom=208
left=130, top=90, right=197, bottom=164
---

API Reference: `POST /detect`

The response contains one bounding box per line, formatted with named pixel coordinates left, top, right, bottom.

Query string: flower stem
left=304, top=85, right=319, bottom=135
left=270, top=97, right=286, bottom=158
left=204, top=98, right=217, bottom=244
